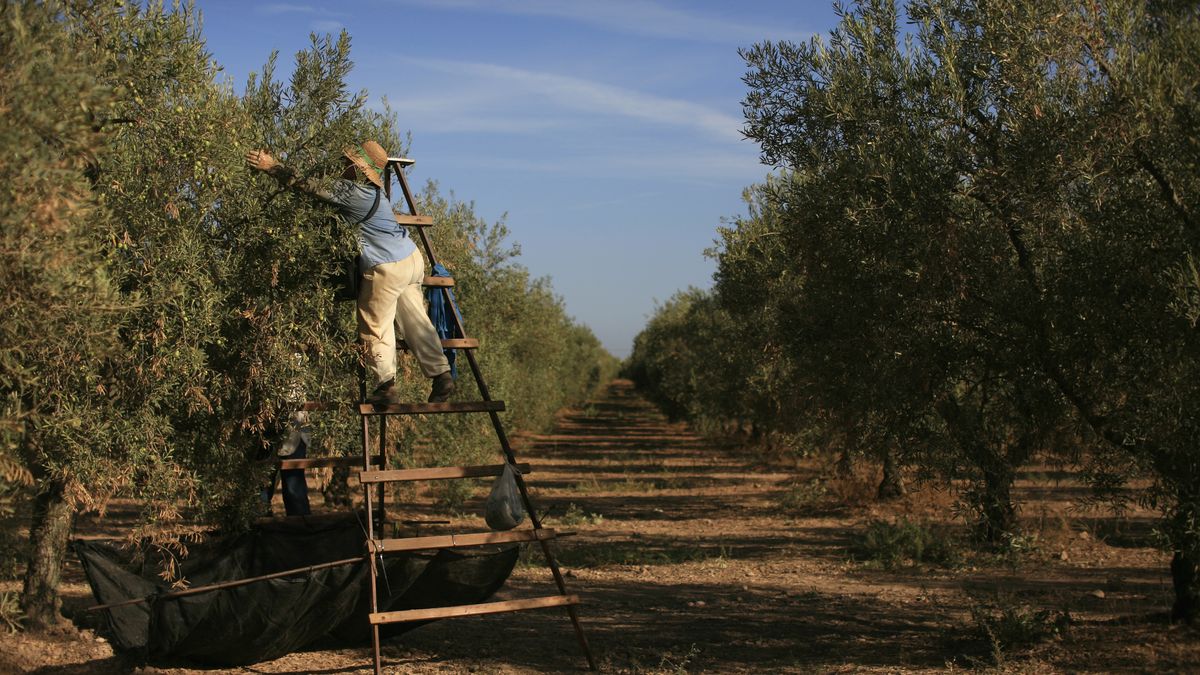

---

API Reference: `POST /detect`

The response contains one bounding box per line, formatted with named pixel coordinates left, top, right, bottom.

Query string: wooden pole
left=84, top=555, right=367, bottom=612
left=362, top=411, right=383, bottom=675
left=378, top=415, right=388, bottom=530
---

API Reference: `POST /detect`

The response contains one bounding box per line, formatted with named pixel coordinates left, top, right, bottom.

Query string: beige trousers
left=358, top=248, right=450, bottom=388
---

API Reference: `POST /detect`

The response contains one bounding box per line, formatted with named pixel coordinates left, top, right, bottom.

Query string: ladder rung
left=399, top=337, right=479, bottom=351
left=360, top=463, right=531, bottom=484
left=395, top=213, right=432, bottom=226
left=369, top=528, right=557, bottom=553
left=274, top=455, right=383, bottom=470
left=423, top=276, right=454, bottom=288
left=358, top=400, right=504, bottom=416
left=370, top=594, right=579, bottom=625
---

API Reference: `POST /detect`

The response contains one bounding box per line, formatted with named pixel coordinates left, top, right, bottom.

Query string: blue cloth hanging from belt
left=426, top=262, right=461, bottom=378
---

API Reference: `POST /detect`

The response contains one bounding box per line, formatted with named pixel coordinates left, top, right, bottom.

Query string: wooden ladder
left=350, top=156, right=596, bottom=674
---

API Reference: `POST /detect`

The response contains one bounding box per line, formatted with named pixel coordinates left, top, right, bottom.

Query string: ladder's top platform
left=388, top=156, right=416, bottom=167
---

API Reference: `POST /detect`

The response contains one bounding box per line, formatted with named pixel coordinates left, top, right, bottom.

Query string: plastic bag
left=277, top=410, right=311, bottom=457
left=485, top=463, right=526, bottom=530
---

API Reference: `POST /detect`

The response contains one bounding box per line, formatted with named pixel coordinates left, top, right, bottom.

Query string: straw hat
left=343, top=140, right=388, bottom=189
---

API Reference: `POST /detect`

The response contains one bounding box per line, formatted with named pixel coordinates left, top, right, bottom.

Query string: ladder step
left=399, top=337, right=479, bottom=351
left=370, top=594, right=580, bottom=625
left=358, top=400, right=504, bottom=416
left=276, top=455, right=383, bottom=470
left=369, top=528, right=558, bottom=553
left=423, top=276, right=454, bottom=288
left=395, top=213, right=433, bottom=227
left=360, top=462, right=531, bottom=484
left=387, top=156, right=416, bottom=168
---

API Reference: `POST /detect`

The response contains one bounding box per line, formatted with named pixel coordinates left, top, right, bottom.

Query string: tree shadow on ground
left=539, top=526, right=856, bottom=568
left=52, top=379, right=1198, bottom=673
left=1072, top=515, right=1161, bottom=548
left=378, top=574, right=986, bottom=673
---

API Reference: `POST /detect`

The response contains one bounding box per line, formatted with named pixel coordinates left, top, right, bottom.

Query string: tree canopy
left=1, top=0, right=616, bottom=627
left=628, top=0, right=1200, bottom=622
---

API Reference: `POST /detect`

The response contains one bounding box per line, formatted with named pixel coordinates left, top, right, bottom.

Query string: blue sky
left=195, top=1, right=842, bottom=357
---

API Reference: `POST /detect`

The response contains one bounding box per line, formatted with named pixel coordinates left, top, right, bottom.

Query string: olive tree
left=739, top=0, right=1200, bottom=618
left=1, top=0, right=130, bottom=627
left=6, top=1, right=617, bottom=627
left=5, top=0, right=387, bottom=625
left=739, top=0, right=1063, bottom=540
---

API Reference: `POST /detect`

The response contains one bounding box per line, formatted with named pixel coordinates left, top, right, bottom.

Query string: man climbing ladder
left=246, top=140, right=455, bottom=404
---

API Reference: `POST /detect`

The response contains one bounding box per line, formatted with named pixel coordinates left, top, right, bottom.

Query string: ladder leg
left=363, top=413, right=383, bottom=675
left=386, top=159, right=596, bottom=671
left=378, top=415, right=388, bottom=530
left=537, top=537, right=597, bottom=670
left=461, top=352, right=597, bottom=669
left=371, top=624, right=382, bottom=675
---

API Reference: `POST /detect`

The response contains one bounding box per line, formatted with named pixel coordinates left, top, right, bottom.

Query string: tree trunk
left=1171, top=549, right=1199, bottom=624
left=835, top=449, right=854, bottom=478
left=877, top=446, right=906, bottom=500
left=322, top=464, right=352, bottom=508
left=978, top=467, right=1017, bottom=544
left=935, top=397, right=1020, bottom=541
left=1169, top=498, right=1200, bottom=624
left=21, top=479, right=76, bottom=629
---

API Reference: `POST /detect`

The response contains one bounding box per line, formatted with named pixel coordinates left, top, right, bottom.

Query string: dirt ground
left=3, top=379, right=1199, bottom=673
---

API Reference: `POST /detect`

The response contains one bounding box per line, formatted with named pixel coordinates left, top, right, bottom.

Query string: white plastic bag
left=277, top=410, right=311, bottom=457
left=485, top=463, right=526, bottom=530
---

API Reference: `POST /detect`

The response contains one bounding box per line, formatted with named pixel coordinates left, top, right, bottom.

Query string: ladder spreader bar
left=370, top=594, right=580, bottom=625
left=395, top=213, right=433, bottom=226
left=358, top=400, right=505, bottom=416
left=359, top=462, right=531, bottom=484
left=369, top=528, right=557, bottom=553
left=399, top=337, right=479, bottom=350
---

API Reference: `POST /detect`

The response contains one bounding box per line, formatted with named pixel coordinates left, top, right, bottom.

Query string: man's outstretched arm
left=245, top=149, right=334, bottom=201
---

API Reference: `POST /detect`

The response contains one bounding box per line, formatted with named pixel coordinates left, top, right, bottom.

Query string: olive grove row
left=1, top=1, right=616, bottom=627
left=628, top=0, right=1200, bottom=623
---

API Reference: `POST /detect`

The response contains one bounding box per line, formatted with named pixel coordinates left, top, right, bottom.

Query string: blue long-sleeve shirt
left=266, top=167, right=416, bottom=269
left=325, top=179, right=416, bottom=270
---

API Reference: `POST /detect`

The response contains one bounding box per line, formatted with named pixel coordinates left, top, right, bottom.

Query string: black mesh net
left=74, top=514, right=518, bottom=666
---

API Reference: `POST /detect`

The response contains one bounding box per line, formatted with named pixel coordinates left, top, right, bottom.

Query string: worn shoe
left=428, top=371, right=456, bottom=403
left=366, top=378, right=400, bottom=407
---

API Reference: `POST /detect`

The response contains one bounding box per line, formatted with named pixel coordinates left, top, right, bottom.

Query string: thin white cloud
left=392, top=0, right=809, bottom=44
left=256, top=5, right=343, bottom=34
left=311, top=19, right=344, bottom=32
left=617, top=147, right=764, bottom=179
left=386, top=88, right=567, bottom=134
left=390, top=57, right=744, bottom=142
left=427, top=147, right=765, bottom=185
left=260, top=3, right=320, bottom=15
